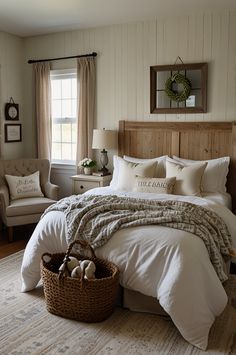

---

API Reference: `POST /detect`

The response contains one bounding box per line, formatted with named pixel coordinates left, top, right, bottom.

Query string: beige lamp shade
left=92, top=129, right=117, bottom=150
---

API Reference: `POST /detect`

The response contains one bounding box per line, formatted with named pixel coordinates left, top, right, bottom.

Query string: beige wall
left=0, top=32, right=24, bottom=159
left=22, top=10, right=236, bottom=158
left=1, top=10, right=236, bottom=160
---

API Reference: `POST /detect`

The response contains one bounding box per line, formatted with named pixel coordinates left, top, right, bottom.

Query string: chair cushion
left=6, top=197, right=56, bottom=217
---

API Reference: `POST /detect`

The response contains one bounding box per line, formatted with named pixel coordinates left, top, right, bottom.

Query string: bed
left=21, top=121, right=236, bottom=350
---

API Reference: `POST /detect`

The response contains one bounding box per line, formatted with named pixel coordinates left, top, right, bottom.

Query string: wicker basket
left=40, top=240, right=120, bottom=322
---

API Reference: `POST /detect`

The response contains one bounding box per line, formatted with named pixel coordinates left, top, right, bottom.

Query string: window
left=50, top=69, right=77, bottom=164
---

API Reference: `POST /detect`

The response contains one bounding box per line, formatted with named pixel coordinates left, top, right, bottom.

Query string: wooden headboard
left=118, top=120, right=236, bottom=211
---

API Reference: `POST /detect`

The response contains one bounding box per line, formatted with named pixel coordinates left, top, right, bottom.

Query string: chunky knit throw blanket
left=42, top=194, right=232, bottom=282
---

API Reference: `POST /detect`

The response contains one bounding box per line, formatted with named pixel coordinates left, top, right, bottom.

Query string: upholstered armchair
left=0, top=159, right=59, bottom=242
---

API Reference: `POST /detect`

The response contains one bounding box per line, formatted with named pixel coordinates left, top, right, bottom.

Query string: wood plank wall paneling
left=22, top=11, right=236, bottom=158
left=16, top=11, right=236, bottom=198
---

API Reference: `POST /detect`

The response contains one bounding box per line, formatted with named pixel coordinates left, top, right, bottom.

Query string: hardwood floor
left=0, top=224, right=36, bottom=259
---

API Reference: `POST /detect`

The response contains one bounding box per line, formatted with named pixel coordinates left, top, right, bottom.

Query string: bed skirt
left=116, top=286, right=167, bottom=316
left=118, top=259, right=231, bottom=317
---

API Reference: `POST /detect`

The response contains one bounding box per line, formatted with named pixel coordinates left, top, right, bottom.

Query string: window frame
left=50, top=68, right=77, bottom=165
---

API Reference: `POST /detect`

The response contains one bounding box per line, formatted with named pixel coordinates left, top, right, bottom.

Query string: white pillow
left=134, top=176, right=176, bottom=194
left=110, top=155, right=167, bottom=189
left=5, top=171, right=44, bottom=200
left=172, top=156, right=230, bottom=193
left=166, top=159, right=207, bottom=196
left=113, top=157, right=157, bottom=191
left=124, top=155, right=167, bottom=178
left=110, top=155, right=121, bottom=188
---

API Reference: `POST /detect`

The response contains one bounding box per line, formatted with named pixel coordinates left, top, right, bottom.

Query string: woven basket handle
left=65, top=240, right=96, bottom=260
left=59, top=240, right=96, bottom=280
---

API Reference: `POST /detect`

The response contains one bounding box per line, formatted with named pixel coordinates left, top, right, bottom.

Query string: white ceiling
left=0, top=0, right=236, bottom=37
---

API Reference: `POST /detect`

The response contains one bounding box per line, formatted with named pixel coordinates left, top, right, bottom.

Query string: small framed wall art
left=5, top=97, right=19, bottom=121
left=5, top=124, right=22, bottom=143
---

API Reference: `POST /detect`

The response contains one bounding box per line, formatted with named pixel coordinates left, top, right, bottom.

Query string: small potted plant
left=78, top=158, right=96, bottom=175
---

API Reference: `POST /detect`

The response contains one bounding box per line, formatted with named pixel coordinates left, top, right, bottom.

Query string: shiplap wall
left=0, top=32, right=24, bottom=159
left=21, top=10, right=236, bottom=159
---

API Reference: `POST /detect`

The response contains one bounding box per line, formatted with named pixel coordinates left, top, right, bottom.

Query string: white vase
left=84, top=167, right=92, bottom=175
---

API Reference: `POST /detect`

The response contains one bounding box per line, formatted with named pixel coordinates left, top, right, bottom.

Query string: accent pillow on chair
left=5, top=171, right=44, bottom=200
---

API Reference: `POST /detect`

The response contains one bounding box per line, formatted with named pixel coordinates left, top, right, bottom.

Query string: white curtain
left=33, top=62, right=51, bottom=160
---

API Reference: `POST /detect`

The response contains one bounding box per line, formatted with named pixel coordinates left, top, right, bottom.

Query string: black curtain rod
left=28, top=51, right=97, bottom=64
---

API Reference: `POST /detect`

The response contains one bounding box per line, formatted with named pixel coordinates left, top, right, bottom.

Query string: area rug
left=0, top=251, right=236, bottom=355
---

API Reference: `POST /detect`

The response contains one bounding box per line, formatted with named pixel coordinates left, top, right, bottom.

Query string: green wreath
left=165, top=73, right=191, bottom=102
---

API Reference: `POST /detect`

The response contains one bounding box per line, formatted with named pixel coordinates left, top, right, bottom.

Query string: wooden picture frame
left=5, top=124, right=22, bottom=142
left=5, top=102, right=19, bottom=121
left=150, top=62, right=208, bottom=114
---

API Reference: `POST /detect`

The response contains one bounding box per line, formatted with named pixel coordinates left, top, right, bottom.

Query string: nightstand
left=71, top=174, right=112, bottom=195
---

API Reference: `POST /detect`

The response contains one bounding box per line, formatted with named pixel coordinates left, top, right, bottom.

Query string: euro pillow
left=172, top=156, right=230, bottom=193
left=166, top=159, right=207, bottom=196
left=110, top=155, right=167, bottom=188
left=5, top=171, right=44, bottom=200
left=124, top=155, right=167, bottom=178
left=113, top=157, right=157, bottom=191
left=134, top=176, right=176, bottom=194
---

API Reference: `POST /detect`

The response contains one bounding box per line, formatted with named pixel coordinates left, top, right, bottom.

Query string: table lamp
left=92, top=128, right=117, bottom=175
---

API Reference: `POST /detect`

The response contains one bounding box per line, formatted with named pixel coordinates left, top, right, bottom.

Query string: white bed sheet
left=21, top=187, right=236, bottom=350
left=202, top=192, right=232, bottom=210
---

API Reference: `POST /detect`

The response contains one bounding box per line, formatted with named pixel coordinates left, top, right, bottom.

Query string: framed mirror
left=150, top=62, right=208, bottom=114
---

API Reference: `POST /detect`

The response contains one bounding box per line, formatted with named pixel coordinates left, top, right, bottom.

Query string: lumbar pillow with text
left=5, top=171, right=44, bottom=200
left=166, top=159, right=207, bottom=196
left=115, top=157, right=157, bottom=191
left=134, top=176, right=176, bottom=194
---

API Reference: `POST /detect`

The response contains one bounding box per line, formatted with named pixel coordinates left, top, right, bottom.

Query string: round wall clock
left=5, top=98, right=19, bottom=121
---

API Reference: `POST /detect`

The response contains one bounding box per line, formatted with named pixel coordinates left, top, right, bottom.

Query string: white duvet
left=21, top=187, right=236, bottom=350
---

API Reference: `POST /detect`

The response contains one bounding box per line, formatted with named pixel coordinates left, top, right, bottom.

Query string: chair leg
left=8, top=226, right=13, bottom=243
